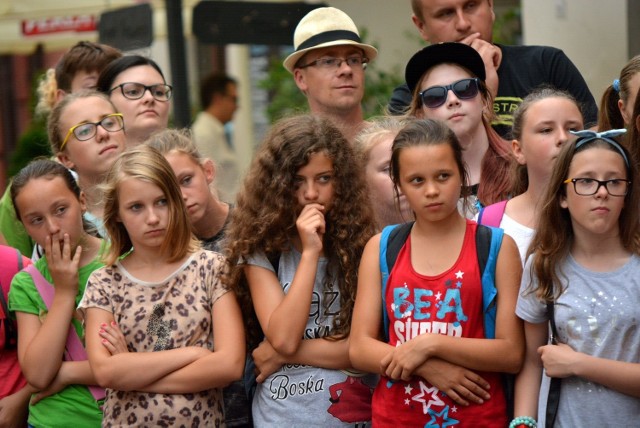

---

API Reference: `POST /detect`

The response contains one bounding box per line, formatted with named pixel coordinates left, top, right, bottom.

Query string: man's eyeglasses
left=419, top=78, right=480, bottom=109
left=110, top=82, right=173, bottom=101
left=563, top=177, right=631, bottom=197
left=61, top=113, right=125, bottom=150
left=298, top=56, right=369, bottom=71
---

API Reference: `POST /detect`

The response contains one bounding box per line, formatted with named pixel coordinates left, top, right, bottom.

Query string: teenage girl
left=597, top=55, right=640, bottom=131
left=354, top=117, right=413, bottom=229
left=8, top=159, right=104, bottom=427
left=96, top=55, right=171, bottom=147
left=405, top=42, right=513, bottom=214
left=478, top=87, right=584, bottom=263
left=48, top=91, right=127, bottom=234
left=80, top=146, right=244, bottom=427
left=513, top=131, right=640, bottom=427
left=224, top=114, right=378, bottom=426
left=145, top=129, right=231, bottom=252
left=145, top=129, right=250, bottom=427
left=350, top=119, right=524, bottom=427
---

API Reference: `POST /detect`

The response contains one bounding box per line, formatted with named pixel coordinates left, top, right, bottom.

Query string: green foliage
left=8, top=120, right=51, bottom=177
left=8, top=71, right=52, bottom=178
left=493, top=6, right=522, bottom=45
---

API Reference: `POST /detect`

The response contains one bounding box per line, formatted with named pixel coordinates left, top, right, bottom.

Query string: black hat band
left=297, top=30, right=361, bottom=52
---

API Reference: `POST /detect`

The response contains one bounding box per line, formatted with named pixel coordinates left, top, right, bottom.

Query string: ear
left=619, top=98, right=631, bottom=124
left=293, top=69, right=308, bottom=93
left=57, top=152, right=76, bottom=171
left=511, top=139, right=526, bottom=165
left=202, top=159, right=216, bottom=184
left=559, top=194, right=568, bottom=209
left=488, top=0, right=496, bottom=24
left=411, top=14, right=430, bottom=42
left=78, top=190, right=88, bottom=213
left=55, top=89, right=67, bottom=104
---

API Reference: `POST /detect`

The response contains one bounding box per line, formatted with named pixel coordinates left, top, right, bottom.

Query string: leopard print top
left=81, top=249, right=228, bottom=427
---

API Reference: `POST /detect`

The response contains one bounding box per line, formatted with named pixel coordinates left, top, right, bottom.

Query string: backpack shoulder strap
left=24, top=264, right=56, bottom=307
left=380, top=222, right=413, bottom=341
left=477, top=200, right=508, bottom=227
left=475, top=224, right=504, bottom=339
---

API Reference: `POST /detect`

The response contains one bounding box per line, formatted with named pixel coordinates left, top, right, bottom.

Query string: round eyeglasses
left=110, top=82, right=173, bottom=101
left=419, top=78, right=480, bottom=109
left=60, top=113, right=125, bottom=150
left=563, top=177, right=630, bottom=197
left=298, top=56, right=369, bottom=71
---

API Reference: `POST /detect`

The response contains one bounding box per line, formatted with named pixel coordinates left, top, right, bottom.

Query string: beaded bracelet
left=508, top=416, right=537, bottom=428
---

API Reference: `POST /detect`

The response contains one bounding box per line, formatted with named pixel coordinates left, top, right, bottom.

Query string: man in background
left=192, top=73, right=240, bottom=201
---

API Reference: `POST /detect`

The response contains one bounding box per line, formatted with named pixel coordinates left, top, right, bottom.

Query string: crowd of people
left=0, top=1, right=639, bottom=427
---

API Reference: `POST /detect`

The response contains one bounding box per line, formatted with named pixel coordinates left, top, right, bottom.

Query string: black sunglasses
left=419, top=78, right=481, bottom=108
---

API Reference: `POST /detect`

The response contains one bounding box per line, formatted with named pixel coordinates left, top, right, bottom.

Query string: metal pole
left=165, top=0, right=190, bottom=128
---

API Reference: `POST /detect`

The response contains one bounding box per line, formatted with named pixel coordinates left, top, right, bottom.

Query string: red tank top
left=372, top=220, right=507, bottom=427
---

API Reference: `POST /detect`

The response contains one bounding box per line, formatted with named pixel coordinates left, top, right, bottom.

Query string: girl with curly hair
left=225, top=114, right=377, bottom=426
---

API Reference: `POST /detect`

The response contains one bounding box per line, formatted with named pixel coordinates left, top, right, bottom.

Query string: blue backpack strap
left=477, top=200, right=508, bottom=228
left=379, top=222, right=413, bottom=341
left=475, top=224, right=504, bottom=339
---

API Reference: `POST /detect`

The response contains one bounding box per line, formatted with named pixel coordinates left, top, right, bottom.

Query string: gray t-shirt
left=517, top=253, right=640, bottom=426
left=247, top=248, right=376, bottom=427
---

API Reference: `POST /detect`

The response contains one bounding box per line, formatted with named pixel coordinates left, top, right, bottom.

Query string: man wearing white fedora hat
left=284, top=7, right=377, bottom=143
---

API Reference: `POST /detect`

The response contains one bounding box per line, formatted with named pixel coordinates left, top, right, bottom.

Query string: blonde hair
left=47, top=91, right=116, bottom=154
left=145, top=128, right=204, bottom=164
left=101, top=145, right=199, bottom=265
left=354, top=116, right=407, bottom=164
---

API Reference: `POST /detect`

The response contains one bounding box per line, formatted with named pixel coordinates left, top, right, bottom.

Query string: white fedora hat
left=283, top=7, right=378, bottom=73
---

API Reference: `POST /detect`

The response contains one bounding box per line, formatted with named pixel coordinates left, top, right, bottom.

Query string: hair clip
left=612, top=79, right=621, bottom=92
left=570, top=129, right=629, bottom=168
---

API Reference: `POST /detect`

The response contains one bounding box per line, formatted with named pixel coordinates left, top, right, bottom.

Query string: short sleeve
left=204, top=250, right=230, bottom=305
left=8, top=271, right=40, bottom=315
left=515, top=255, right=548, bottom=324
left=244, top=250, right=275, bottom=272
left=78, top=267, right=114, bottom=313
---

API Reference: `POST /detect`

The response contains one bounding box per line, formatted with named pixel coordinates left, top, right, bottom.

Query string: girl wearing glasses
left=477, top=87, right=584, bottom=264
left=8, top=159, right=106, bottom=427
left=97, top=55, right=171, bottom=147
left=350, top=119, right=523, bottom=426
left=513, top=131, right=640, bottom=427
left=48, top=91, right=126, bottom=236
left=405, top=42, right=513, bottom=217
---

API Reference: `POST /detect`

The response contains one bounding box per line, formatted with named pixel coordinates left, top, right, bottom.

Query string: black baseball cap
left=405, top=42, right=486, bottom=93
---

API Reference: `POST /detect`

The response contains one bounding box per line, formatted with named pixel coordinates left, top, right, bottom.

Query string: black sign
left=99, top=4, right=153, bottom=51
left=192, top=1, right=327, bottom=45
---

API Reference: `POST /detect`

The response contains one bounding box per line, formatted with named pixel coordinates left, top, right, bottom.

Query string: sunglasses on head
left=419, top=78, right=481, bottom=108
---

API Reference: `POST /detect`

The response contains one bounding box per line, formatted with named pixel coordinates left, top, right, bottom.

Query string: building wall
left=521, top=0, right=629, bottom=108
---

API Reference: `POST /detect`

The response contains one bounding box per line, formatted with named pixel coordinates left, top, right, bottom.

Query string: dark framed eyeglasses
left=110, top=82, right=173, bottom=101
left=563, top=177, right=631, bottom=197
left=298, top=56, right=369, bottom=71
left=61, top=113, right=125, bottom=150
left=419, top=78, right=480, bottom=108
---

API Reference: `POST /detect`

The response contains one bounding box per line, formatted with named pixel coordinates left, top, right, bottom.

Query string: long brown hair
left=224, top=114, right=376, bottom=348
left=598, top=55, right=640, bottom=131
left=527, top=137, right=640, bottom=302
